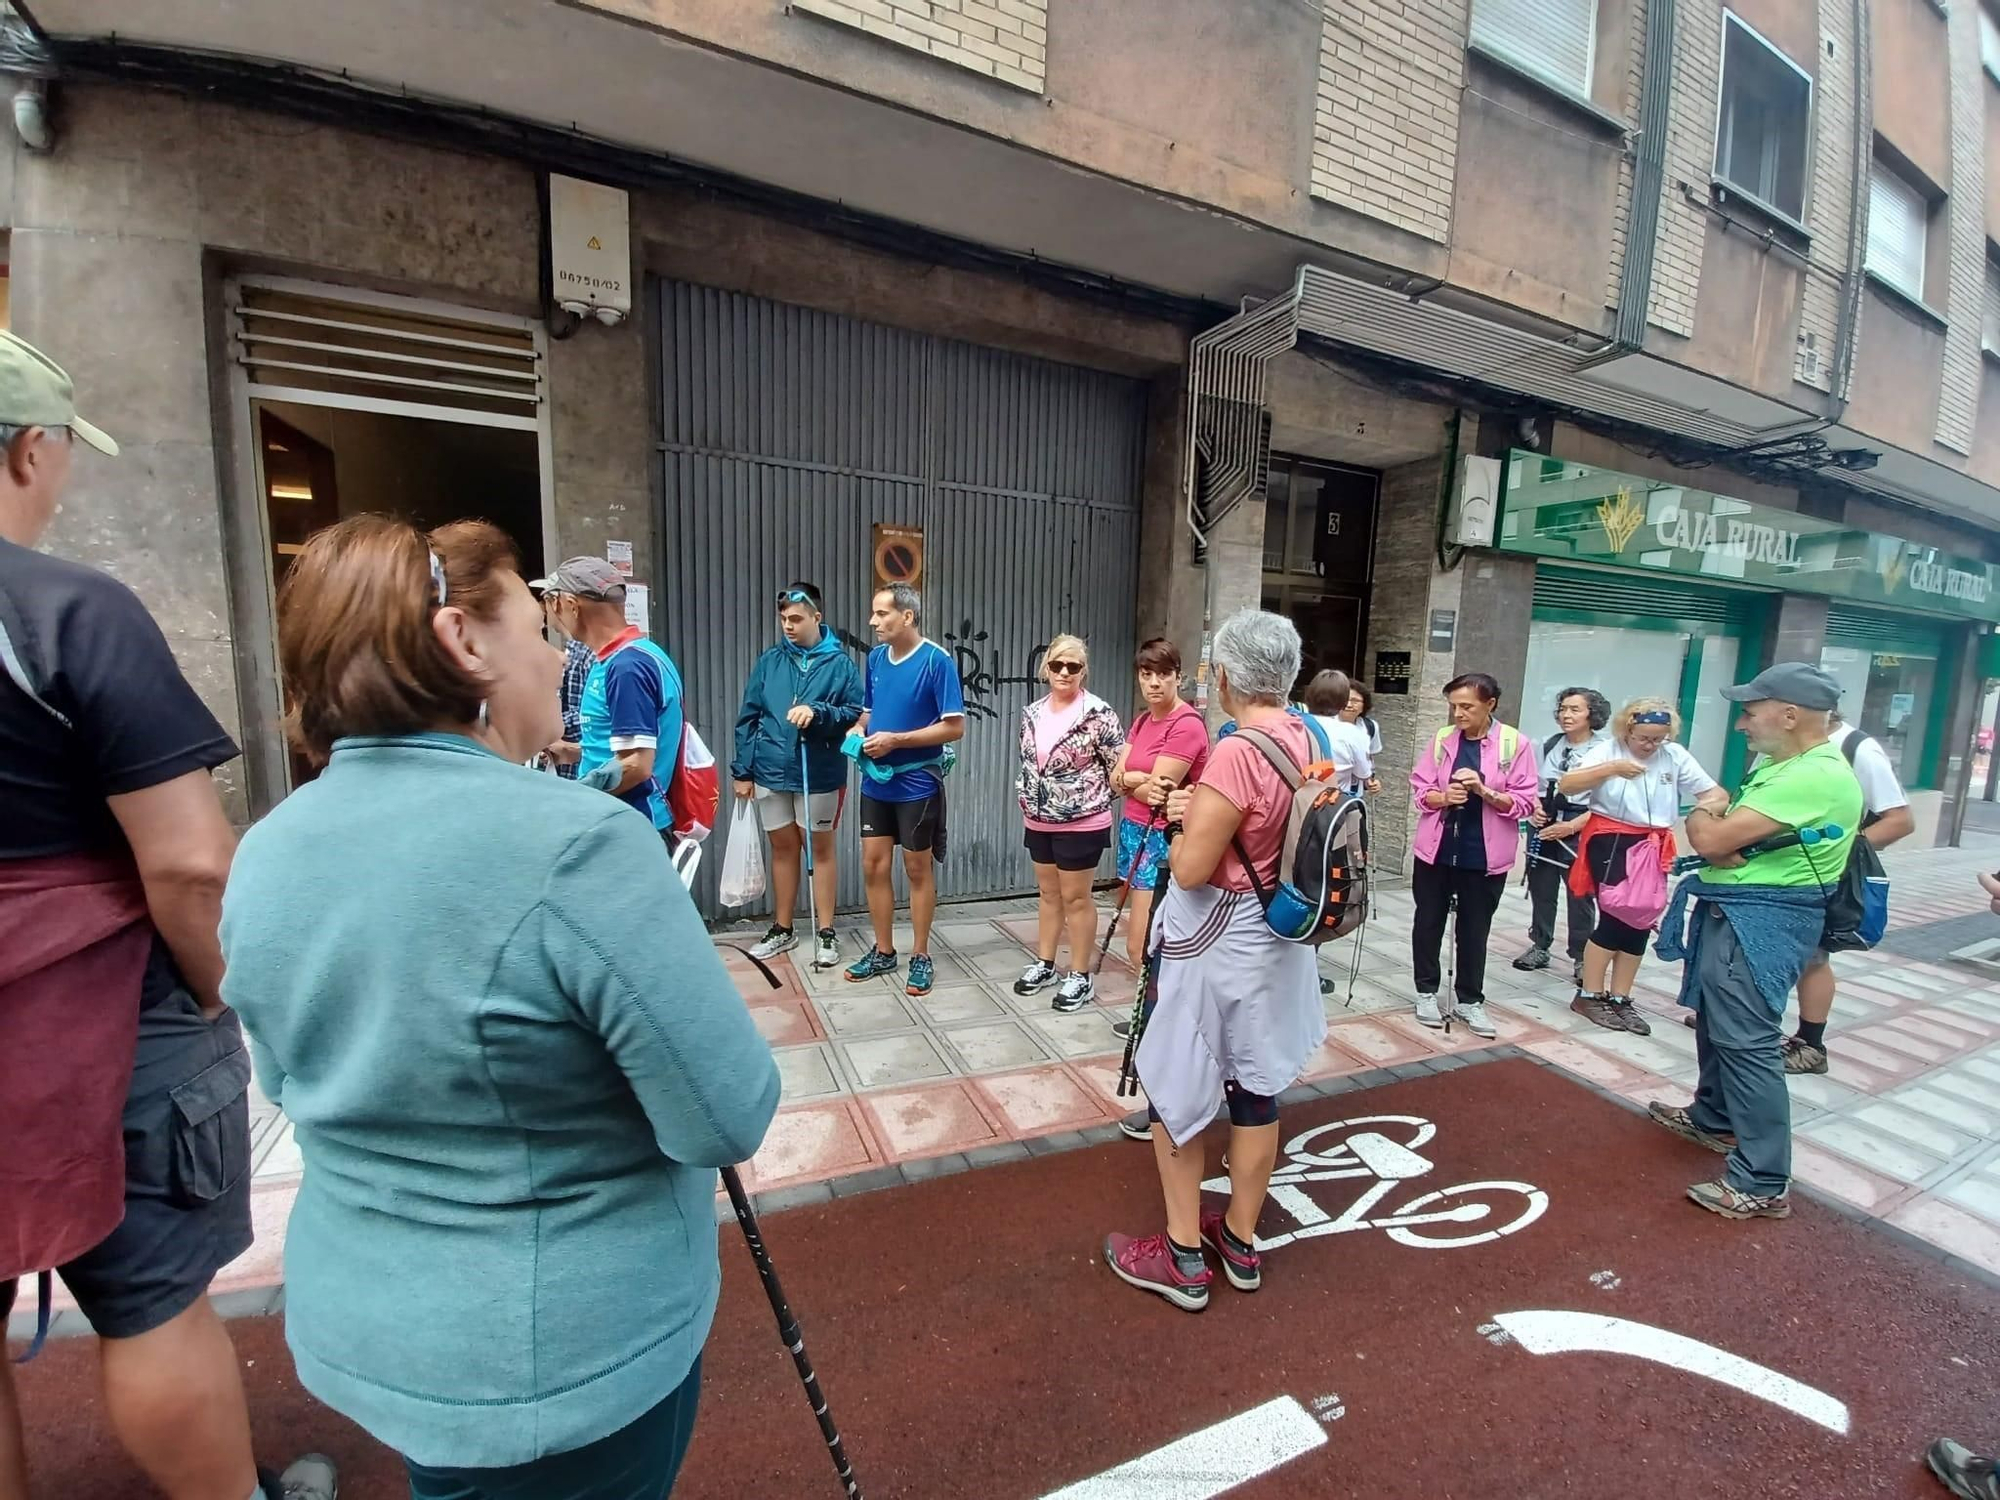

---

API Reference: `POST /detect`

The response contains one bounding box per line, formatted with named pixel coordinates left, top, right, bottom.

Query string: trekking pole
left=800, top=733, right=832, bottom=970
left=1116, top=825, right=1181, bottom=1097
left=1091, top=811, right=1165, bottom=981
left=711, top=931, right=866, bottom=1499
left=1441, top=891, right=1460, bottom=1035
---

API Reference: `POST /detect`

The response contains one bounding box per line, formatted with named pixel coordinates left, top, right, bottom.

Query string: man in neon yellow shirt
left=1647, top=663, right=1862, bottom=1222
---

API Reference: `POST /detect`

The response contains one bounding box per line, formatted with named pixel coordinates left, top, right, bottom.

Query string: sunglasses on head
left=775, top=589, right=817, bottom=608
left=1048, top=660, right=1084, bottom=676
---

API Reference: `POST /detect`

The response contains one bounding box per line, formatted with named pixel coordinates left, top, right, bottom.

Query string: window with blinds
left=1713, top=14, right=1812, bottom=224
left=1866, top=160, right=1930, bottom=304
left=1469, top=0, right=1596, bottom=98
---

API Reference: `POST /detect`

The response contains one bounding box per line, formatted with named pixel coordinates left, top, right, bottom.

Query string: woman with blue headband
left=1558, top=695, right=1729, bottom=1035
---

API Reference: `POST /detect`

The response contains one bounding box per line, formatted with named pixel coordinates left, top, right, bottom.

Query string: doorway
left=1260, top=455, right=1380, bottom=697
left=224, top=276, right=554, bottom=812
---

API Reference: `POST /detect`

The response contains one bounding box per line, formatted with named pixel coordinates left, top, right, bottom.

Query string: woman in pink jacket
left=1407, top=673, right=1542, bottom=1037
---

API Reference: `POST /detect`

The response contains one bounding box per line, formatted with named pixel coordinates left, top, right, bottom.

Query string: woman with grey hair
left=1104, top=609, right=1326, bottom=1313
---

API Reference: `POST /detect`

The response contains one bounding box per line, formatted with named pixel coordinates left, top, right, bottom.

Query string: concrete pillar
left=1133, top=373, right=1204, bottom=669
left=1763, top=593, right=1829, bottom=667
left=546, top=317, right=654, bottom=581
left=1453, top=551, right=1537, bottom=710
left=1935, top=629, right=1984, bottom=847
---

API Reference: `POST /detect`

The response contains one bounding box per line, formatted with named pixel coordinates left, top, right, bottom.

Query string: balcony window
left=1714, top=15, right=1812, bottom=225
left=1468, top=0, right=1596, bottom=99
left=1866, top=161, right=1930, bottom=304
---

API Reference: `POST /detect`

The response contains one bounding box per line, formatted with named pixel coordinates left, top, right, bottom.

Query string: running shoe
left=1647, top=1101, right=1736, bottom=1154
left=1512, top=946, right=1551, bottom=972
left=844, top=946, right=898, bottom=982
left=1570, top=990, right=1623, bottom=1030
left=274, top=1455, right=340, bottom=1500
left=1013, top=959, right=1058, bottom=996
left=1781, top=1036, right=1829, bottom=1075
left=1608, top=996, right=1652, bottom=1036
left=1457, top=1001, right=1497, bottom=1039
left=1687, top=1178, right=1791, bottom=1220
left=906, top=953, right=935, bottom=996
left=812, top=929, right=839, bottom=970
left=1198, top=1208, right=1262, bottom=1292
left=1052, top=972, right=1094, bottom=1013
left=1117, top=1110, right=1152, bottom=1141
left=747, top=925, right=796, bottom=961
left=1927, top=1439, right=2000, bottom=1500
left=1102, top=1231, right=1210, bottom=1312
left=1112, top=1018, right=1133, bottom=1041
left=1414, top=992, right=1443, bottom=1029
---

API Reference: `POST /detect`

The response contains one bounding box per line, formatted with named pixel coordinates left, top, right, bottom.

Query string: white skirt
left=1134, top=882, right=1325, bottom=1147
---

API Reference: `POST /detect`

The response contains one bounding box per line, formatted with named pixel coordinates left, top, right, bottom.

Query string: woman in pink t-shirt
left=1013, top=634, right=1125, bottom=1012
left=1104, top=610, right=1326, bottom=1315
left=1107, top=637, right=1210, bottom=978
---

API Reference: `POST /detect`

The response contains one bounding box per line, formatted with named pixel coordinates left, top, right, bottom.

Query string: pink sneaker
left=1198, top=1208, right=1262, bottom=1292
left=1103, top=1231, right=1211, bottom=1312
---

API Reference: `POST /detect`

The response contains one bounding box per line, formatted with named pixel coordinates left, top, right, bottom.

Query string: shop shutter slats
left=1533, top=565, right=1750, bottom=626
left=1825, top=604, right=1947, bottom=657
left=1469, top=0, right=1595, bottom=94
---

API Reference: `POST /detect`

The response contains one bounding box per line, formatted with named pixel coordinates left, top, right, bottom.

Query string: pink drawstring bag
left=1597, top=837, right=1669, bottom=929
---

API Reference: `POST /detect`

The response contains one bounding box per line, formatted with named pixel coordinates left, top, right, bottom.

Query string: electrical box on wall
left=1448, top=454, right=1501, bottom=547
left=548, top=174, right=632, bottom=325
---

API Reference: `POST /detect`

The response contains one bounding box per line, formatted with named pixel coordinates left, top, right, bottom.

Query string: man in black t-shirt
left=0, top=331, right=332, bottom=1500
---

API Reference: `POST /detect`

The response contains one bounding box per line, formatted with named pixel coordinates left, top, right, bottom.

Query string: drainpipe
left=1827, top=0, right=1873, bottom=416
left=1610, top=0, right=1676, bottom=353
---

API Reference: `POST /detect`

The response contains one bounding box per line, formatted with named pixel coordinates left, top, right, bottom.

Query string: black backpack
left=1820, top=731, right=1891, bottom=952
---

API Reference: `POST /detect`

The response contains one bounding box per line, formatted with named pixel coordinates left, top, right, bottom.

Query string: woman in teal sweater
left=220, top=515, right=780, bottom=1498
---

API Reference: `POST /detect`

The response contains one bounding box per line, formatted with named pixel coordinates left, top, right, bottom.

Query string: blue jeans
left=406, top=1356, right=703, bottom=1500
left=1686, top=905, right=1791, bottom=1196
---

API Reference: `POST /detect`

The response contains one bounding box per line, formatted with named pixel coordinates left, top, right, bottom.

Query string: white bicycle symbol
left=1201, top=1114, right=1549, bottom=1252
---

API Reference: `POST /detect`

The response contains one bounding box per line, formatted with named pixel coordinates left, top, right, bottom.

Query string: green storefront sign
left=1493, top=450, right=2000, bottom=623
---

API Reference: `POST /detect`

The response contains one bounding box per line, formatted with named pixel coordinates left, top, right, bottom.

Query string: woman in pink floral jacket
left=1014, top=634, right=1126, bottom=1013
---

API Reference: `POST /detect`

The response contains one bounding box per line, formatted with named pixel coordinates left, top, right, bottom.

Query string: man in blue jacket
left=732, top=582, right=863, bottom=969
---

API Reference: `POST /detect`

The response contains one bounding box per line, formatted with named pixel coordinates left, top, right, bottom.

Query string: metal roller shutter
left=1532, top=564, right=1753, bottom=627
left=1824, top=604, right=1948, bottom=657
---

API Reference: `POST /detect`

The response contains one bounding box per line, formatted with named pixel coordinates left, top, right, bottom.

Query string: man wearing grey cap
left=535, top=557, right=688, bottom=836
left=0, top=332, right=333, bottom=1499
left=1648, top=662, right=1863, bottom=1221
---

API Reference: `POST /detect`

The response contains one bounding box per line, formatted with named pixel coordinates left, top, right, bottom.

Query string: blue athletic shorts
left=1116, top=817, right=1169, bottom=890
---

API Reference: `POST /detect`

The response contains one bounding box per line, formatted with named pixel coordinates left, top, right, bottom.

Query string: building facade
left=8, top=0, right=2000, bottom=906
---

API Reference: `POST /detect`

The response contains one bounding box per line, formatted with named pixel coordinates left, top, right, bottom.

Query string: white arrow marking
left=1491, top=1310, right=1850, bottom=1434
left=1036, top=1395, right=1327, bottom=1499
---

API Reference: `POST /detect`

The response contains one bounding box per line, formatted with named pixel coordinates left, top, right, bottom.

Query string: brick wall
left=793, top=0, right=1048, bottom=92
left=1647, top=0, right=1723, bottom=336
left=1605, top=0, right=1649, bottom=309
left=1935, top=0, right=1985, bottom=453
left=1795, top=0, right=1861, bottom=392
left=1310, top=0, right=1467, bottom=243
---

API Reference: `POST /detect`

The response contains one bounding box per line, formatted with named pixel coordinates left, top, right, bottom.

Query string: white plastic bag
left=717, top=797, right=766, bottom=908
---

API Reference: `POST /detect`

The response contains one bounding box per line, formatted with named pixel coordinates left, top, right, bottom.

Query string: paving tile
left=1937, top=1173, right=2000, bottom=1226
left=1965, top=1055, right=2000, bottom=1085
left=859, top=1082, right=1003, bottom=1160
left=972, top=1064, right=1120, bottom=1136
left=968, top=947, right=1039, bottom=981
left=1915, top=1007, right=2000, bottom=1042
left=1825, top=1036, right=1924, bottom=1078
left=742, top=1101, right=881, bottom=1191
left=1068, top=1057, right=1145, bottom=1112
left=1927, top=1068, right=2000, bottom=1111
left=1850, top=1103, right=1979, bottom=1162
left=1788, top=1140, right=1916, bottom=1213
left=815, top=990, right=921, bottom=1037
left=1782, top=1072, right=1869, bottom=1114
left=1798, top=1118, right=1944, bottom=1185
left=836, top=1033, right=956, bottom=1090
left=1030, top=1009, right=1121, bottom=1060
left=1886, top=1195, right=2000, bottom=1277
left=1617, top=1076, right=1691, bottom=1111
left=938, top=1018, right=1055, bottom=1074
left=1558, top=1028, right=1696, bottom=1080
left=1882, top=1015, right=1982, bottom=1051
left=932, top=920, right=1016, bottom=953
left=1299, top=1036, right=1374, bottom=1081
left=1847, top=1025, right=1952, bottom=1066
left=1329, top=1017, right=1438, bottom=1067
left=1521, top=1038, right=1657, bottom=1091
left=907, top=984, right=1008, bottom=1026
left=1889, top=1086, right=2000, bottom=1140
left=774, top=1043, right=844, bottom=1103
left=748, top=999, right=822, bottom=1048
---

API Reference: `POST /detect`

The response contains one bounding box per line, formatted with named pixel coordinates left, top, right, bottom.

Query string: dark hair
left=1303, top=668, right=1353, bottom=715
left=1134, top=636, right=1182, bottom=675
left=1444, top=672, right=1502, bottom=705
left=781, top=580, right=823, bottom=613
left=1555, top=686, right=1612, bottom=731
left=279, top=514, right=520, bottom=766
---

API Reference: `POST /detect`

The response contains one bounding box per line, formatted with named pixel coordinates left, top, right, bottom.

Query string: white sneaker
left=1013, top=960, right=1059, bottom=996
left=812, top=930, right=839, bottom=970
left=1414, top=992, right=1443, bottom=1029
left=1052, top=971, right=1095, bottom=1013
left=1457, top=1001, right=1497, bottom=1039
left=748, top=925, right=797, bottom=961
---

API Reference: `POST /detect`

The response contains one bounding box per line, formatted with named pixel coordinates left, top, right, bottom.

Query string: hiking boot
left=1781, top=1036, right=1830, bottom=1075
left=1608, top=996, right=1652, bottom=1036
left=1414, top=992, right=1443, bottom=1029
left=1456, top=1001, right=1497, bottom=1039
left=272, top=1454, right=339, bottom=1500
left=844, top=946, right=898, bottom=982
left=1512, top=945, right=1551, bottom=972
left=748, top=924, right=797, bottom=961
left=1102, top=1231, right=1210, bottom=1312
left=1013, top=959, right=1058, bottom=996
left=1052, top=972, right=1094, bottom=1013
left=812, top=929, right=839, bottom=970
left=1570, top=990, right=1623, bottom=1030
left=1199, top=1208, right=1262, bottom=1292
left=906, top=954, right=936, bottom=996
left=1118, top=1110, right=1153, bottom=1141
left=1647, top=1102, right=1736, bottom=1154
left=1687, top=1178, right=1791, bottom=1220
left=1927, top=1438, right=2000, bottom=1500
left=1682, top=1011, right=1696, bottom=1028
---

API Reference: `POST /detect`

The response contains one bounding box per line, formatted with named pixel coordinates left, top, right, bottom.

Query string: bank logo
left=1596, top=486, right=1644, bottom=555
left=1880, top=549, right=1908, bottom=595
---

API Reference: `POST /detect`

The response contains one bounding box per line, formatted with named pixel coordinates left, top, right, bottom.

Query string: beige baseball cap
left=0, top=330, right=117, bottom=456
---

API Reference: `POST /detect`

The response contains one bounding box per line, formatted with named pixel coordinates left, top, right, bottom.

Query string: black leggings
left=1586, top=832, right=1653, bottom=956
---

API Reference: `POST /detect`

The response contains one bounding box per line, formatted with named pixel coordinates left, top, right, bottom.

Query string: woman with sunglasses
left=1014, top=634, right=1125, bottom=1012
left=1558, top=696, right=1728, bottom=1034
left=731, top=583, right=865, bottom=970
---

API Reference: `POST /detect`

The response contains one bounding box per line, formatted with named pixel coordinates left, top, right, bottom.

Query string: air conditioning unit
left=1448, top=455, right=1502, bottom=548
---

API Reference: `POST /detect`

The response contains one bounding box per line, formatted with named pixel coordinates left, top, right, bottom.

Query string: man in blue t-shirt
left=535, top=557, right=685, bottom=836
left=845, top=584, right=965, bottom=996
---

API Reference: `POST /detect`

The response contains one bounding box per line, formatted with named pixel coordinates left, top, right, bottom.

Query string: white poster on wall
left=624, top=583, right=650, bottom=635
left=606, top=540, right=634, bottom=577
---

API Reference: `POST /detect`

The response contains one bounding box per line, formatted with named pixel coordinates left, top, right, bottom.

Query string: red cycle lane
left=17, top=1056, right=2000, bottom=1498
